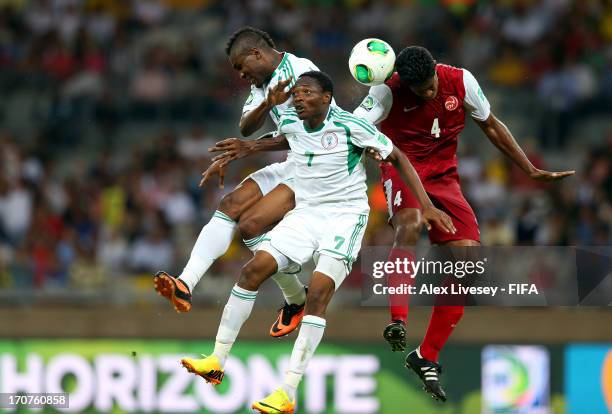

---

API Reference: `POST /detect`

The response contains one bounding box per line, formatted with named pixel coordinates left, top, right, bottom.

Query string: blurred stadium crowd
left=0, top=0, right=610, bottom=299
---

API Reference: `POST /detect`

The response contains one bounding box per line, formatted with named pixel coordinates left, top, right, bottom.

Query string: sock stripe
left=243, top=234, right=265, bottom=246
left=231, top=288, right=257, bottom=297
left=213, top=211, right=235, bottom=223
left=231, top=289, right=257, bottom=300
left=301, top=321, right=326, bottom=329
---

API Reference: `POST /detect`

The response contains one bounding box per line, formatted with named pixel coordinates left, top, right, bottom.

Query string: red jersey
left=380, top=64, right=467, bottom=179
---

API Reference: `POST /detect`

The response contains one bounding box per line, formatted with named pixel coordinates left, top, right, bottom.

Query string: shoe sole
left=252, top=402, right=294, bottom=414
left=154, top=272, right=191, bottom=313
left=269, top=308, right=304, bottom=338
left=383, top=326, right=406, bottom=351
left=181, top=359, right=223, bottom=385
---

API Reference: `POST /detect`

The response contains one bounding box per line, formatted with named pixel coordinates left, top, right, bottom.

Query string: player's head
left=226, top=26, right=277, bottom=87
left=293, top=71, right=333, bottom=120
left=396, top=46, right=438, bottom=100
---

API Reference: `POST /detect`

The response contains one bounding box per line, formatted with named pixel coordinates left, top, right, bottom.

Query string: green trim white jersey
left=277, top=106, right=394, bottom=214
left=242, top=52, right=319, bottom=126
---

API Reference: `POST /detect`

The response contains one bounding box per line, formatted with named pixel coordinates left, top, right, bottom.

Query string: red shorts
left=380, top=163, right=480, bottom=244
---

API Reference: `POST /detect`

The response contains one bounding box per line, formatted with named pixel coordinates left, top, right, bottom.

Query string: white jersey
left=277, top=106, right=394, bottom=214
left=353, top=68, right=491, bottom=124
left=242, top=52, right=320, bottom=126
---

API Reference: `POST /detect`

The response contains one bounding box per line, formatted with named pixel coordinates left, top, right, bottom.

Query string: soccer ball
left=348, top=38, right=396, bottom=86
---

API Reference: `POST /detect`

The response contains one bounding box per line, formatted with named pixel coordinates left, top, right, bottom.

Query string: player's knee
left=304, top=286, right=334, bottom=316
left=218, top=191, right=244, bottom=220
left=238, top=215, right=263, bottom=240
left=238, top=258, right=271, bottom=291
left=392, top=210, right=422, bottom=247
left=394, top=221, right=421, bottom=246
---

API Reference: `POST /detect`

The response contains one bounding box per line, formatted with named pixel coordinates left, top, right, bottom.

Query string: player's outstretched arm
left=239, top=78, right=293, bottom=136
left=208, top=133, right=289, bottom=162
left=386, top=146, right=456, bottom=234
left=475, top=114, right=575, bottom=181
left=200, top=134, right=290, bottom=188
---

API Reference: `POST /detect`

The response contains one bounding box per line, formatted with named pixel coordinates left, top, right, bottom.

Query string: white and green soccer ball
left=348, top=38, right=396, bottom=86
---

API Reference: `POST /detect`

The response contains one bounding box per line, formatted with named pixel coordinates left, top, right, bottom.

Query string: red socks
left=386, top=248, right=415, bottom=323
left=420, top=306, right=464, bottom=362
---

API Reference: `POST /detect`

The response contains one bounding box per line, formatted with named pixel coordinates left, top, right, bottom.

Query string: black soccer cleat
left=383, top=320, right=406, bottom=352
left=405, top=350, right=447, bottom=402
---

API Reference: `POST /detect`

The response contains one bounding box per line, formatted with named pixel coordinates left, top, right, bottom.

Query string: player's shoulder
left=436, top=63, right=466, bottom=83
left=278, top=107, right=301, bottom=126
left=286, top=52, right=318, bottom=72
left=436, top=63, right=469, bottom=95
left=436, top=63, right=463, bottom=75
left=330, top=106, right=377, bottom=133
left=384, top=72, right=401, bottom=90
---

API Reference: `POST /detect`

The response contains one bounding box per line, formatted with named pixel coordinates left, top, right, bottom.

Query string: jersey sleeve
left=347, top=116, right=394, bottom=160
left=275, top=110, right=297, bottom=136
left=242, top=86, right=265, bottom=114
left=297, top=56, right=319, bottom=73
left=462, top=69, right=491, bottom=121
left=352, top=83, right=393, bottom=125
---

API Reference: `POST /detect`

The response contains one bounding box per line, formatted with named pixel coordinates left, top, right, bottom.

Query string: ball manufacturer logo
left=321, top=132, right=338, bottom=150
left=445, top=96, right=459, bottom=111
left=360, top=96, right=375, bottom=111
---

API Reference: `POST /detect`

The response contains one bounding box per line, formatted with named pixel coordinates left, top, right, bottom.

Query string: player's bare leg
left=154, top=178, right=262, bottom=311
left=238, top=184, right=307, bottom=337
left=406, top=238, right=479, bottom=402
left=155, top=179, right=304, bottom=317
left=239, top=183, right=295, bottom=240
left=383, top=208, right=421, bottom=351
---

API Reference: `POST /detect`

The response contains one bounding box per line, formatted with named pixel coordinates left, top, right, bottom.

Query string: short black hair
left=225, top=26, right=275, bottom=56
left=298, top=71, right=334, bottom=97
left=395, top=46, right=436, bottom=87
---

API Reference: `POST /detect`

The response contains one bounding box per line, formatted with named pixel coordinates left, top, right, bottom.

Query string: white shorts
left=259, top=207, right=368, bottom=289
left=246, top=160, right=295, bottom=196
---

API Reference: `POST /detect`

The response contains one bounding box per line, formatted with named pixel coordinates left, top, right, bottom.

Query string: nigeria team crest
left=321, top=132, right=339, bottom=150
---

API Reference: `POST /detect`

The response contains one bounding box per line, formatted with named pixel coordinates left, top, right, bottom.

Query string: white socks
left=271, top=273, right=306, bottom=305
left=213, top=284, right=257, bottom=366
left=282, top=315, right=326, bottom=400
left=180, top=211, right=237, bottom=292
left=243, top=234, right=268, bottom=252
